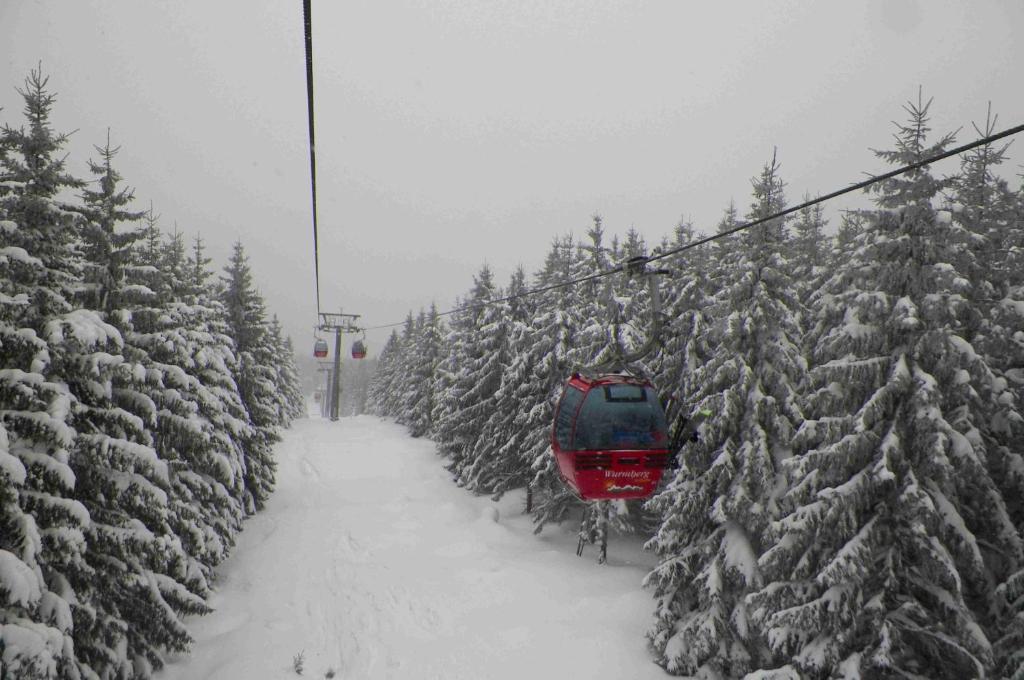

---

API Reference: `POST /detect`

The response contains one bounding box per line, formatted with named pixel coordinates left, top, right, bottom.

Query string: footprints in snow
left=300, top=456, right=321, bottom=478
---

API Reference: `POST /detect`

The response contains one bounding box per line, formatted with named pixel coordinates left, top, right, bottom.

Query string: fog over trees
left=1, top=69, right=303, bottom=678
left=2, top=57, right=1023, bottom=679
left=367, top=95, right=1024, bottom=678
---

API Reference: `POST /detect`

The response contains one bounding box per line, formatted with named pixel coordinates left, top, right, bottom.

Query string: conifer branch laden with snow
left=365, top=93, right=1024, bottom=677
left=0, top=69, right=305, bottom=679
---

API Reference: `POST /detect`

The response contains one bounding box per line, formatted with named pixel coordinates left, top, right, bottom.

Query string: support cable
left=647, top=120, right=1024, bottom=266
left=303, top=0, right=322, bottom=317
left=359, top=121, right=1024, bottom=331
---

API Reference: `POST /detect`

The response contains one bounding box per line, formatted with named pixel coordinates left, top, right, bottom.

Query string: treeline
left=0, top=69, right=304, bottom=677
left=367, top=96, right=1024, bottom=678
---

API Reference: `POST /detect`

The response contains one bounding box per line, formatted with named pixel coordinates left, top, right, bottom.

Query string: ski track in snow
left=159, top=415, right=668, bottom=680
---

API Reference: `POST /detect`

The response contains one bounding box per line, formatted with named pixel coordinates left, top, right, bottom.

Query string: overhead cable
left=361, top=121, right=1024, bottom=331
left=303, top=0, right=322, bottom=317
left=647, top=121, right=1024, bottom=265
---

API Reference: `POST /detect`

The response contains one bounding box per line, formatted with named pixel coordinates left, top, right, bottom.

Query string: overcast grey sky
left=3, top=0, right=1023, bottom=361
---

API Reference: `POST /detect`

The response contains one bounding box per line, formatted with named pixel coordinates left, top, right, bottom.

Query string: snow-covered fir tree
left=406, top=305, right=443, bottom=438
left=454, top=289, right=519, bottom=493
left=154, top=231, right=254, bottom=569
left=221, top=242, right=278, bottom=511
left=355, top=86, right=1024, bottom=679
left=525, top=237, right=592, bottom=533
left=647, top=217, right=714, bottom=435
left=366, top=330, right=404, bottom=418
left=949, top=106, right=1024, bottom=678
left=832, top=210, right=867, bottom=268
left=459, top=268, right=533, bottom=495
left=120, top=224, right=251, bottom=620
left=0, top=67, right=93, bottom=680
left=1, top=68, right=302, bottom=677
left=267, top=315, right=305, bottom=423
left=69, top=132, right=208, bottom=677
left=790, top=195, right=830, bottom=308
left=444, top=270, right=516, bottom=489
left=753, top=95, right=1020, bottom=679
left=387, top=312, right=425, bottom=428
left=645, top=153, right=806, bottom=676
left=432, top=265, right=504, bottom=477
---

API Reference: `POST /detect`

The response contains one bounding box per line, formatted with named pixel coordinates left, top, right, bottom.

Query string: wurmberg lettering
left=604, top=470, right=651, bottom=479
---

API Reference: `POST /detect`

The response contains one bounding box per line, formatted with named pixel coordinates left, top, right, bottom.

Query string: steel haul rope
left=647, top=121, right=1024, bottom=266
left=361, top=121, right=1024, bottom=331
left=303, top=0, right=321, bottom=317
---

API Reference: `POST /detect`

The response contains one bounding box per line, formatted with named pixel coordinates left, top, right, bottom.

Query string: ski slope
left=159, top=415, right=669, bottom=680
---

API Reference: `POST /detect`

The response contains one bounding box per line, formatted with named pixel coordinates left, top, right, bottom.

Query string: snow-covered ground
left=159, top=415, right=669, bottom=680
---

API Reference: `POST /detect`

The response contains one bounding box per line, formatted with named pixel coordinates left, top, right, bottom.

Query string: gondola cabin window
left=555, top=385, right=585, bottom=451
left=575, top=384, right=667, bottom=451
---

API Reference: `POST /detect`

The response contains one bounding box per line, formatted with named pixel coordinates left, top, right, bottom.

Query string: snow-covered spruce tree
left=78, top=132, right=146, bottom=314
left=126, top=224, right=246, bottom=577
left=646, top=219, right=719, bottom=556
left=388, top=315, right=421, bottom=423
left=459, top=267, right=534, bottom=496
left=831, top=210, right=868, bottom=270
left=456, top=287, right=524, bottom=493
left=949, top=107, right=1024, bottom=678
left=0, top=233, right=79, bottom=680
left=790, top=195, right=829, bottom=308
left=432, top=265, right=504, bottom=478
left=405, top=305, right=443, bottom=438
left=644, top=152, right=806, bottom=677
left=267, top=315, right=305, bottom=422
left=365, top=329, right=403, bottom=417
left=714, top=200, right=742, bottom=255
left=751, top=96, right=1019, bottom=678
left=54, top=297, right=197, bottom=679
left=1, top=90, right=51, bottom=680
left=573, top=217, right=622, bottom=375
left=387, top=312, right=422, bottom=426
left=0, top=68, right=93, bottom=680
left=133, top=231, right=252, bottom=574
left=527, top=236, right=593, bottom=534
left=647, top=217, right=715, bottom=436
left=388, top=311, right=422, bottom=428
left=989, top=201, right=1024, bottom=679
left=285, top=336, right=310, bottom=415
left=70, top=136, right=210, bottom=677
left=950, top=108, right=1024, bottom=438
left=447, top=275, right=515, bottom=489
left=134, top=204, right=164, bottom=282
left=221, top=241, right=277, bottom=511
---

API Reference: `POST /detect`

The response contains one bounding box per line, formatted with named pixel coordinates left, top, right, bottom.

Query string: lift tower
left=318, top=312, right=361, bottom=421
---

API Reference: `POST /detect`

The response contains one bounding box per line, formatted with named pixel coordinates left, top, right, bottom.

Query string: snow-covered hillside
left=159, top=416, right=669, bottom=680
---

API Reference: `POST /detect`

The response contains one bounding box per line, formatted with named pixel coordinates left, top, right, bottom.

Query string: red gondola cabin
left=313, top=339, right=329, bottom=358
left=551, top=372, right=671, bottom=500
left=351, top=340, right=367, bottom=359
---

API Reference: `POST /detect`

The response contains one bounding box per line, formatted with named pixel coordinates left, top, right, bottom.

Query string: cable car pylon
left=317, top=311, right=362, bottom=421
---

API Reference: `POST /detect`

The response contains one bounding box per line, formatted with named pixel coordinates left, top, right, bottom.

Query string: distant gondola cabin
left=313, top=339, right=328, bottom=358
left=351, top=340, right=367, bottom=359
left=551, top=373, right=671, bottom=500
